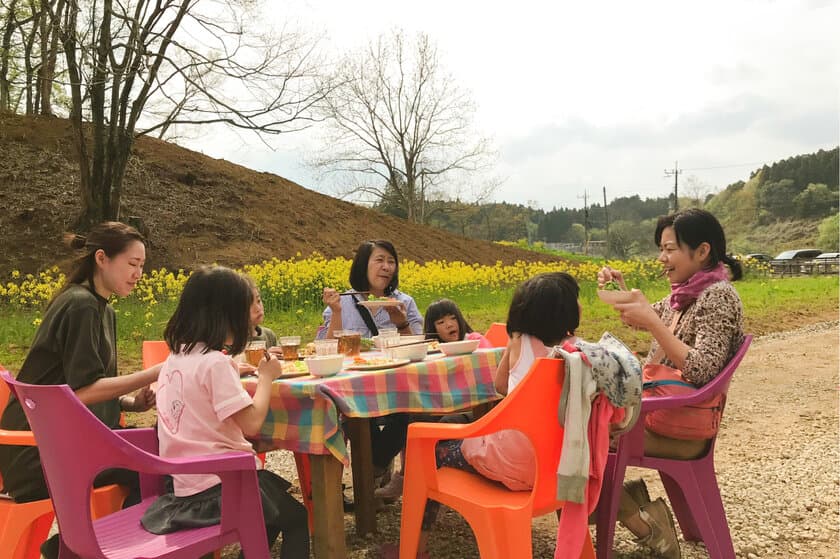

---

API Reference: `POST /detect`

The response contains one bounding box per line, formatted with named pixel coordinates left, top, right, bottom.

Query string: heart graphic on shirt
left=157, top=368, right=185, bottom=434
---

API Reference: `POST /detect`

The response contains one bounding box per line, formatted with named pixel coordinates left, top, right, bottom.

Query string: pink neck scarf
left=669, top=262, right=729, bottom=311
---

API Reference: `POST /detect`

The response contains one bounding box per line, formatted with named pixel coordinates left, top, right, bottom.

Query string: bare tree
left=311, top=30, right=494, bottom=223
left=0, top=0, right=24, bottom=112
left=39, top=0, right=325, bottom=227
left=683, top=174, right=714, bottom=208
left=0, top=0, right=64, bottom=115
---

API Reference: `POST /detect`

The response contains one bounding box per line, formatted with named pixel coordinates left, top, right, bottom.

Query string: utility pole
left=664, top=161, right=682, bottom=212
left=582, top=190, right=590, bottom=255
left=603, top=186, right=609, bottom=258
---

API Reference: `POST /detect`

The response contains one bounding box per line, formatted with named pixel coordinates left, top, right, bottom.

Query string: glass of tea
left=244, top=340, right=266, bottom=367
left=336, top=330, right=362, bottom=357
left=279, top=336, right=301, bottom=361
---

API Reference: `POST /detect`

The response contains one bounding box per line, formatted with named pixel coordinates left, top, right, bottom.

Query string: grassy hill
left=0, top=113, right=558, bottom=275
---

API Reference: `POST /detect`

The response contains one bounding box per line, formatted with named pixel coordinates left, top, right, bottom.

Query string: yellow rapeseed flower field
left=0, top=253, right=764, bottom=316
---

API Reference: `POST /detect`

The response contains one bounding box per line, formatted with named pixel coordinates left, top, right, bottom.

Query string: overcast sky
left=181, top=0, right=839, bottom=210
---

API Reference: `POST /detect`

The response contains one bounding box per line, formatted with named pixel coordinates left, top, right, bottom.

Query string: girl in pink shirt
left=141, top=266, right=309, bottom=559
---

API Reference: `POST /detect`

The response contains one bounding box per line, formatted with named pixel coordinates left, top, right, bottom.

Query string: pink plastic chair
left=595, top=335, right=752, bottom=559
left=1, top=372, right=271, bottom=559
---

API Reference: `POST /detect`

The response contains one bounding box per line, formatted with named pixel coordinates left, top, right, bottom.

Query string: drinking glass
left=279, top=336, right=301, bottom=361
left=377, top=329, right=400, bottom=350
left=336, top=330, right=362, bottom=356
left=244, top=340, right=266, bottom=367
left=313, top=339, right=339, bottom=356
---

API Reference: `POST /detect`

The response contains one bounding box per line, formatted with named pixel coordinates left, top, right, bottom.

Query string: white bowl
left=385, top=343, right=428, bottom=362
left=438, top=339, right=480, bottom=356
left=596, top=289, right=635, bottom=305
left=304, top=354, right=345, bottom=377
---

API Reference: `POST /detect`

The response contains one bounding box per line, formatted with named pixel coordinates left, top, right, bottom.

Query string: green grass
left=0, top=276, right=836, bottom=373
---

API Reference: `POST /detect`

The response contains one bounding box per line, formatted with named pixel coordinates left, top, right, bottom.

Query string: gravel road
left=254, top=321, right=840, bottom=558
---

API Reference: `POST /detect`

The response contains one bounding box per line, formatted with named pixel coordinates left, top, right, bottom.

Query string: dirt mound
left=0, top=113, right=555, bottom=274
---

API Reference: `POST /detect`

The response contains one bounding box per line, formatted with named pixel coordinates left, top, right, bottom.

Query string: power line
left=681, top=161, right=767, bottom=172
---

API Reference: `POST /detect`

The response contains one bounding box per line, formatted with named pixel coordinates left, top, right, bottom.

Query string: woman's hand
left=384, top=301, right=408, bottom=328
left=238, top=362, right=257, bottom=375
left=611, top=289, right=659, bottom=330
left=322, top=287, right=341, bottom=312
left=597, top=266, right=628, bottom=291
left=121, top=386, right=156, bottom=412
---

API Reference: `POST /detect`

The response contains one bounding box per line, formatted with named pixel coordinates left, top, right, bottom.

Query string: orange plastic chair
left=484, top=322, right=510, bottom=348
left=0, top=370, right=129, bottom=559
left=399, top=357, right=595, bottom=559
left=142, top=339, right=170, bottom=369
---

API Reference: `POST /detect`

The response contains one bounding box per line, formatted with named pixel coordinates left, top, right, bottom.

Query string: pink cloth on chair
left=555, top=394, right=623, bottom=559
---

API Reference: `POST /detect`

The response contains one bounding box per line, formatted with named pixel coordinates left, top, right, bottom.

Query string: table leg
left=310, top=454, right=346, bottom=559
left=472, top=400, right=499, bottom=420
left=345, top=417, right=377, bottom=535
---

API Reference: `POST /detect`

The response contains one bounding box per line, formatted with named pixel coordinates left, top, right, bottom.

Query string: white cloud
left=180, top=0, right=840, bottom=209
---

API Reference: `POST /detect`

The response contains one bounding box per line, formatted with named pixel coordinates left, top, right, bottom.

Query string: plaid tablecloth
left=242, top=348, right=503, bottom=464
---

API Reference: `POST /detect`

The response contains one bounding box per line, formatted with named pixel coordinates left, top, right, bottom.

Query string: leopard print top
left=647, top=281, right=744, bottom=386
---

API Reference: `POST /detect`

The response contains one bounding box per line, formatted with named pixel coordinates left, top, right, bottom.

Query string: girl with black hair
left=317, top=240, right=423, bottom=339
left=373, top=299, right=493, bottom=501
left=423, top=298, right=491, bottom=347
left=380, top=272, right=582, bottom=559
left=598, top=208, right=744, bottom=559
left=141, top=266, right=309, bottom=559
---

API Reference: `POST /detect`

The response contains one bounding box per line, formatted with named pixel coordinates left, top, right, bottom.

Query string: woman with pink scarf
left=597, top=208, right=744, bottom=559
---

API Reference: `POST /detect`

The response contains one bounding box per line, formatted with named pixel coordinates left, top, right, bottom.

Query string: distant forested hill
left=707, top=147, right=838, bottom=224
left=397, top=147, right=839, bottom=256
left=706, top=147, right=838, bottom=253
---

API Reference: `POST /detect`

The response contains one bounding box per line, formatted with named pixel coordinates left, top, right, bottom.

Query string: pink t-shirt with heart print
left=156, top=344, right=260, bottom=496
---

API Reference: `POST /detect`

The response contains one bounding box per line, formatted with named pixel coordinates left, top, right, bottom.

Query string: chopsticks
left=340, top=290, right=371, bottom=297
left=385, top=338, right=437, bottom=349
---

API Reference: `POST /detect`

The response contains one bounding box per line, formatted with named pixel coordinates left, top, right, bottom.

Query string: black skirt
left=141, top=470, right=291, bottom=534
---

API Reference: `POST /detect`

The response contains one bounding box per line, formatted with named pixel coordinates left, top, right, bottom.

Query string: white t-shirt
left=156, top=344, right=259, bottom=496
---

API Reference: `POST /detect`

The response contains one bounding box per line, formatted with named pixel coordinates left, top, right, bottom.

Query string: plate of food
left=280, top=360, right=310, bottom=375
left=346, top=357, right=411, bottom=371
left=426, top=340, right=441, bottom=354
left=357, top=297, right=401, bottom=311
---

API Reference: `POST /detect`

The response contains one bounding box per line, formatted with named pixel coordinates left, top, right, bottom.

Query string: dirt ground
left=0, top=113, right=555, bottom=276
left=248, top=321, right=839, bottom=559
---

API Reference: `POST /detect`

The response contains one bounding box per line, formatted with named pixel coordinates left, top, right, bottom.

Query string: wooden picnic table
left=242, top=348, right=504, bottom=559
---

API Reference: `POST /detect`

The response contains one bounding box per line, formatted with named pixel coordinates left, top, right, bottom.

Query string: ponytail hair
left=52, top=221, right=147, bottom=304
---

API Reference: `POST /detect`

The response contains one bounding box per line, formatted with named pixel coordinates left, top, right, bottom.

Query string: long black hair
left=654, top=208, right=742, bottom=281
left=506, top=272, right=580, bottom=346
left=423, top=298, right=474, bottom=340
left=164, top=266, right=253, bottom=355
